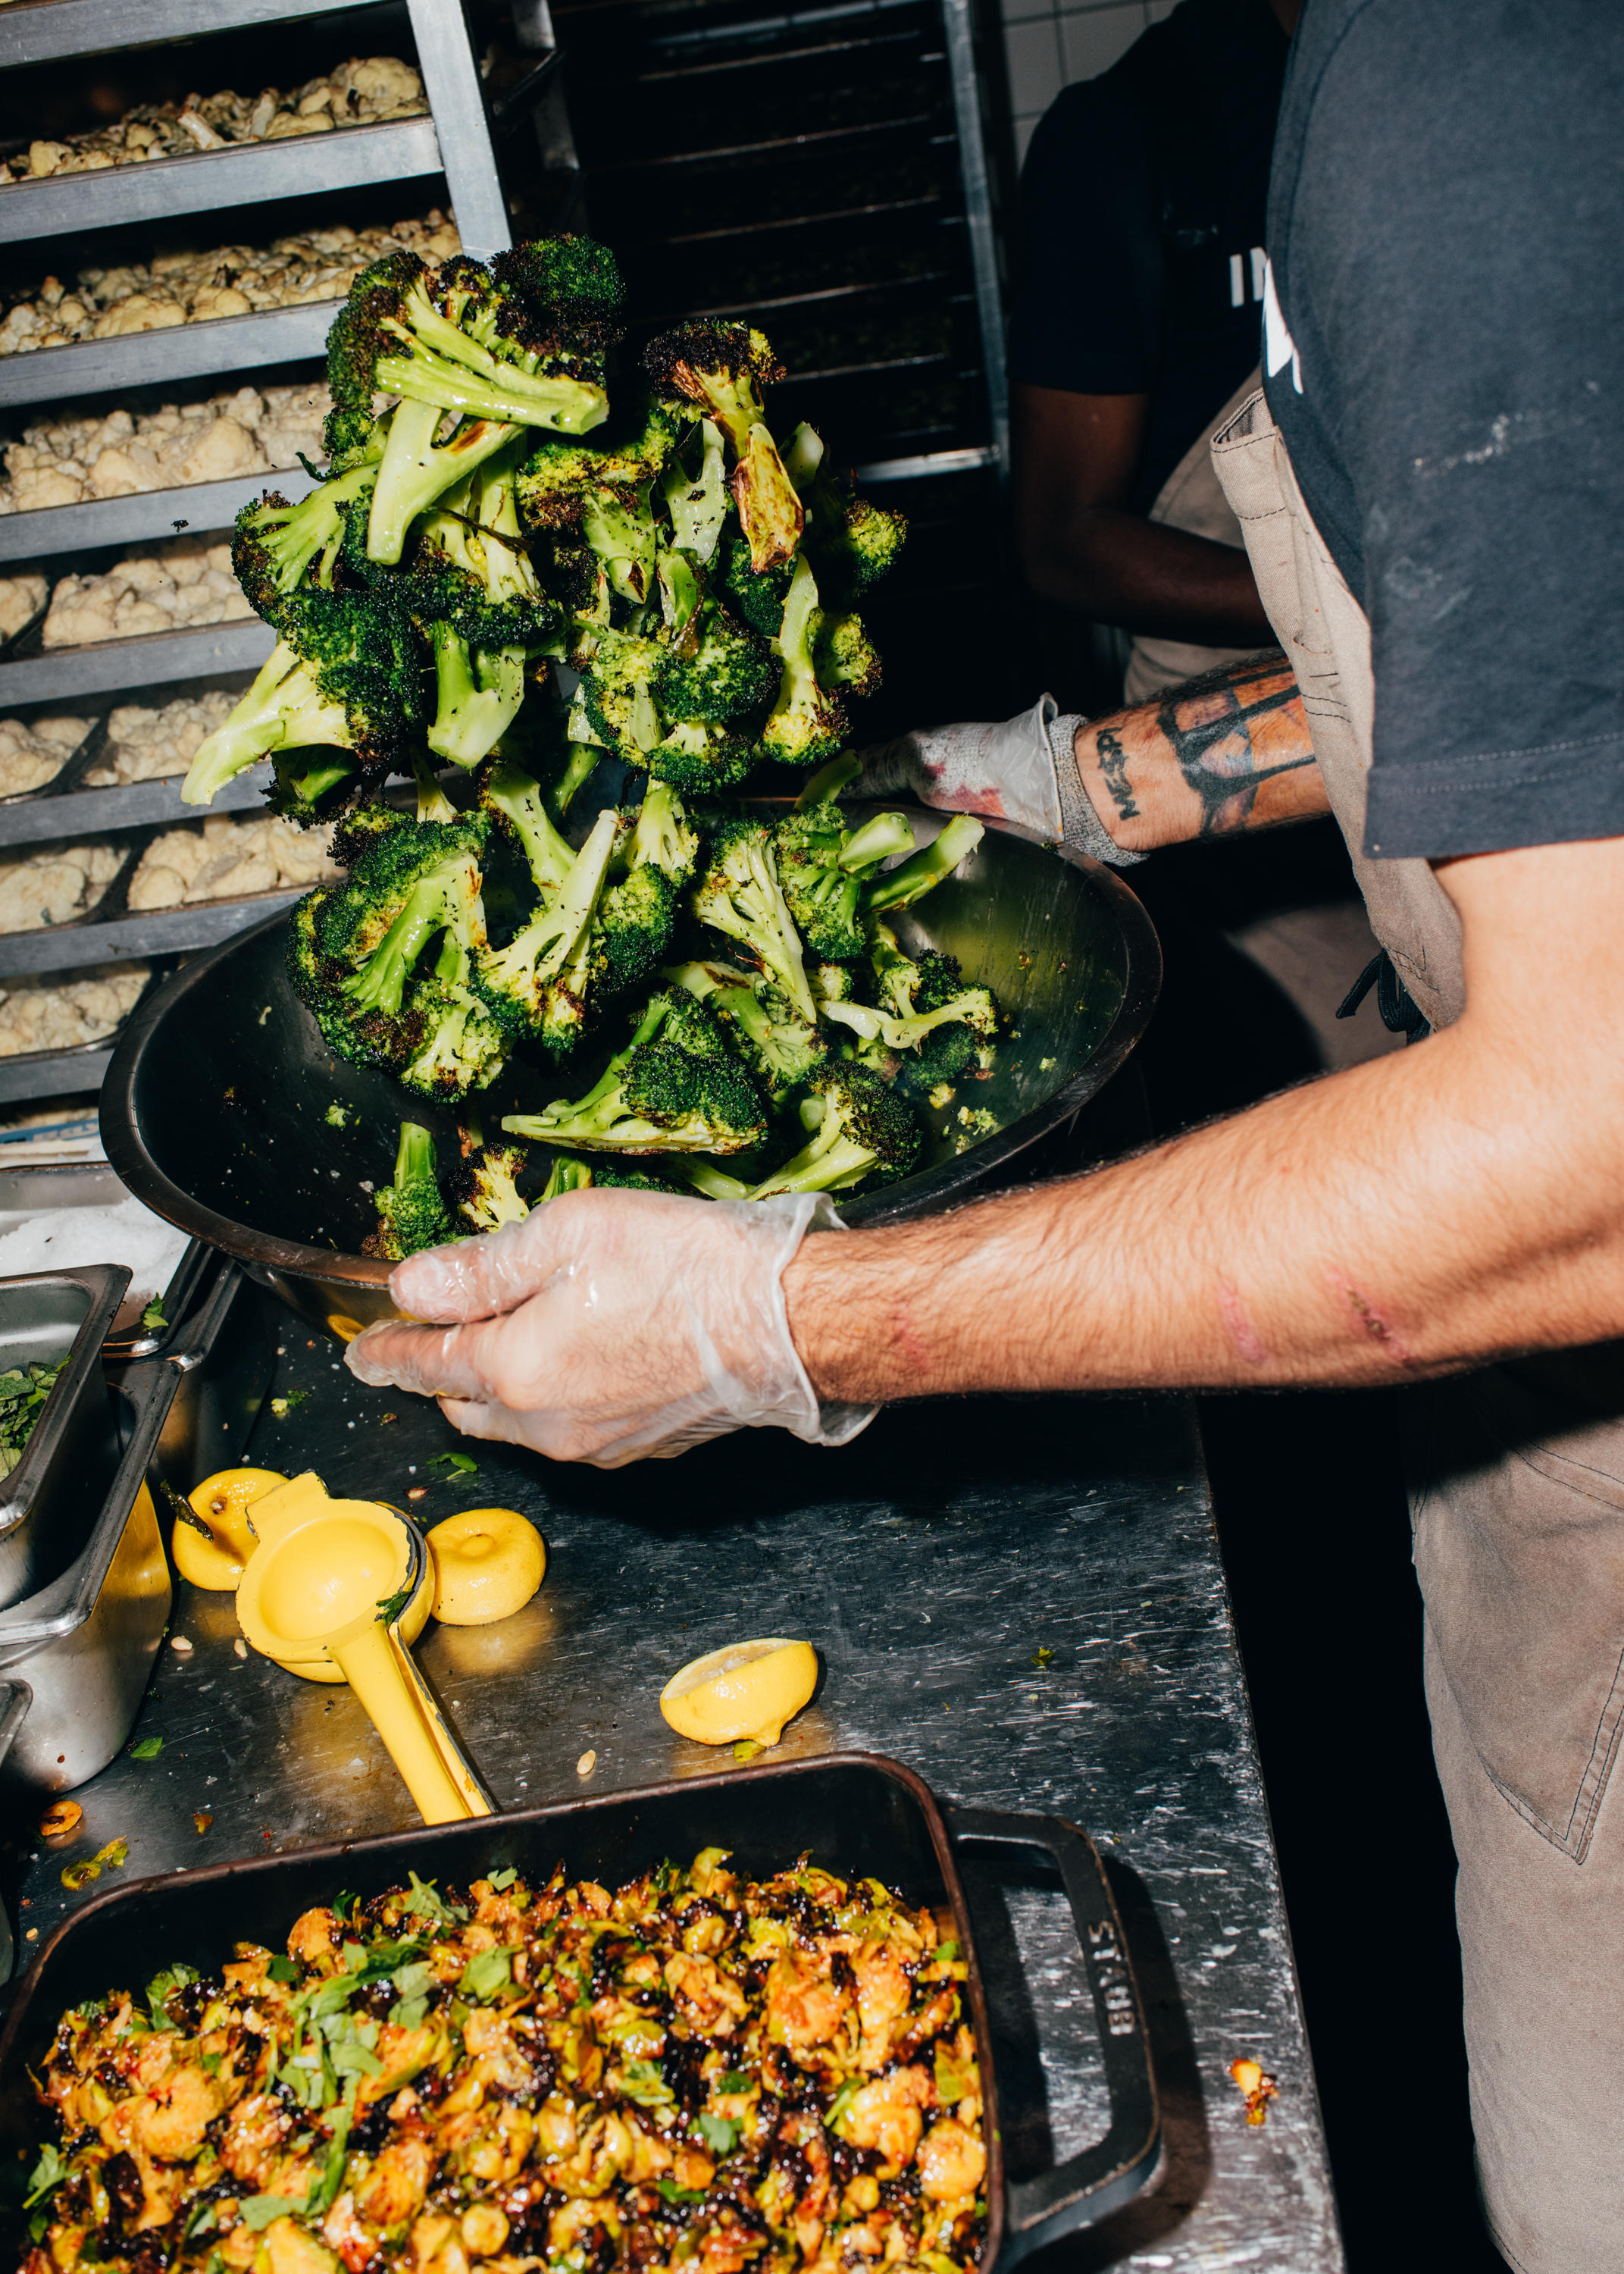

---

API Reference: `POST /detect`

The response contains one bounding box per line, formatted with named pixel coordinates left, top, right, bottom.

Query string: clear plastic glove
left=344, top=1186, right=875, bottom=1467
left=855, top=693, right=1142, bottom=865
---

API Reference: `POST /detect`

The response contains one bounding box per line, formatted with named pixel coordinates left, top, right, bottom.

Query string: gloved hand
left=344, top=1186, right=875, bottom=1467
left=855, top=693, right=1143, bottom=865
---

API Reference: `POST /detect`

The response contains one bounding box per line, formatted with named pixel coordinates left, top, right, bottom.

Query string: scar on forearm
left=1216, top=1279, right=1269, bottom=1366
left=885, top=1305, right=934, bottom=1380
left=1093, top=727, right=1141, bottom=819
left=1329, top=1273, right=1415, bottom=1367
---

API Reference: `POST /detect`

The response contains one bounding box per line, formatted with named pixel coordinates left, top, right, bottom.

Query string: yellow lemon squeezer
left=235, top=1473, right=492, bottom=1825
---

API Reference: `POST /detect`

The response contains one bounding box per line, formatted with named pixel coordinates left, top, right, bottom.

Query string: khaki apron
left=1214, top=387, right=1624, bottom=2272
left=1122, top=368, right=1269, bottom=708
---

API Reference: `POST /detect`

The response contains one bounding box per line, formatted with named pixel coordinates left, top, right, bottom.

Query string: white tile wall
left=1003, top=0, right=1162, bottom=172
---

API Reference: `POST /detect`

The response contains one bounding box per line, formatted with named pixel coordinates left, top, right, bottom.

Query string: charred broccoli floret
left=719, top=536, right=794, bottom=640
left=396, top=966, right=509, bottom=1100
left=784, top=421, right=908, bottom=597
left=230, top=461, right=381, bottom=619
left=180, top=589, right=424, bottom=807
left=643, top=322, right=803, bottom=572
left=444, top=1132, right=530, bottom=1230
left=319, top=814, right=490, bottom=1021
left=363, top=1123, right=453, bottom=1260
left=824, top=929, right=998, bottom=1081
left=690, top=813, right=817, bottom=1023
left=772, top=773, right=915, bottom=961
left=641, top=717, right=756, bottom=795
left=652, top=601, right=777, bottom=725
left=759, top=556, right=846, bottom=768
left=748, top=1063, right=919, bottom=1197
left=473, top=804, right=621, bottom=1053
left=591, top=781, right=699, bottom=997
left=579, top=629, right=664, bottom=761
left=515, top=390, right=683, bottom=537
left=506, top=991, right=767, bottom=1155
left=663, top=958, right=828, bottom=1105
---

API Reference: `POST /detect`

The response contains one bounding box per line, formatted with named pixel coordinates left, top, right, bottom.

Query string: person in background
left=1008, top=0, right=1297, bottom=706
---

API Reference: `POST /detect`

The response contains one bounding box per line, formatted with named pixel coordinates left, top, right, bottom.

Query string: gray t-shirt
left=1264, top=0, right=1622, bottom=862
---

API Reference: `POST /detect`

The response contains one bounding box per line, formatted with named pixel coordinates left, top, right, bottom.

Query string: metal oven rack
left=0, top=0, right=554, bottom=1106
left=555, top=0, right=1022, bottom=743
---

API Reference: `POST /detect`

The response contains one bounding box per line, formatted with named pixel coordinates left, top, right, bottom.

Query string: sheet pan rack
left=0, top=0, right=546, bottom=1106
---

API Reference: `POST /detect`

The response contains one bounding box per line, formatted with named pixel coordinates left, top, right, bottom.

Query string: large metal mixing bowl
left=101, top=812, right=1160, bottom=1339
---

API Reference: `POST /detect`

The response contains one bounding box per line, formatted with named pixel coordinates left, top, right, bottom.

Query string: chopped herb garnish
left=428, top=1450, right=478, bottom=1477
left=0, top=1358, right=66, bottom=1480
left=129, top=1735, right=163, bottom=1761
left=458, top=1946, right=514, bottom=2003
left=696, top=2111, right=740, bottom=2153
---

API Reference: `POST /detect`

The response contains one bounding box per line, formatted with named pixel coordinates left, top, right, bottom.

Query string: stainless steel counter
left=1, top=1320, right=1343, bottom=2271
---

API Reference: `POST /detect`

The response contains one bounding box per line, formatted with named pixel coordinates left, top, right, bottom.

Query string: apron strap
left=1336, top=949, right=1432, bottom=1042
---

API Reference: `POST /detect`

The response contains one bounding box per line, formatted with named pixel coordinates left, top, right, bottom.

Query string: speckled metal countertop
left=2, top=1314, right=1342, bottom=2272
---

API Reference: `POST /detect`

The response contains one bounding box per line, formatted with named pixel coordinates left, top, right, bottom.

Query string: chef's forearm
left=1072, top=650, right=1328, bottom=850
left=784, top=839, right=1624, bottom=1405
left=1024, top=506, right=1276, bottom=647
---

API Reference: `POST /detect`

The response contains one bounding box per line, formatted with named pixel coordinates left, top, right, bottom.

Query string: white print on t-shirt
left=1228, top=247, right=1269, bottom=307
left=1262, top=256, right=1303, bottom=393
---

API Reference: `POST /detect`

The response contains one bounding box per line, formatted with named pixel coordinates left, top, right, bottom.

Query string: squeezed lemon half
left=173, top=1467, right=290, bottom=1591
left=427, top=1508, right=546, bottom=1625
left=659, top=1638, right=818, bottom=1748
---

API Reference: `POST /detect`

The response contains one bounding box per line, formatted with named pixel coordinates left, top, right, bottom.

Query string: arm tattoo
left=1155, top=650, right=1315, bottom=836
left=1094, top=727, right=1140, bottom=819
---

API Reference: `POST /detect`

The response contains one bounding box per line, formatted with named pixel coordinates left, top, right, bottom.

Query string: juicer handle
left=947, top=1804, right=1161, bottom=2257
left=330, top=1620, right=493, bottom=1826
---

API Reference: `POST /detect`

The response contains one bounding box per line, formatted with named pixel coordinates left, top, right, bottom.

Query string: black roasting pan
left=0, top=1753, right=1160, bottom=2263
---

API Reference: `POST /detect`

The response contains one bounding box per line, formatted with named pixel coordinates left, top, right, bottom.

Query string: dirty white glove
left=856, top=694, right=1143, bottom=864
left=345, top=1187, right=875, bottom=1467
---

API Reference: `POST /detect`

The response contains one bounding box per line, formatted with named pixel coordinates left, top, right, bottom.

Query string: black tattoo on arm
left=1094, top=728, right=1140, bottom=819
left=1155, top=650, right=1316, bottom=836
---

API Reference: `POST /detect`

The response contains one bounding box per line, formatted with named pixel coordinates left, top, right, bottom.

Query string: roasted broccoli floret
left=592, top=781, right=699, bottom=997
left=784, top=421, right=908, bottom=596
left=579, top=629, right=664, bottom=762
left=180, top=589, right=424, bottom=807
left=664, top=959, right=828, bottom=1105
left=748, top=1063, right=919, bottom=1197
left=690, top=813, right=817, bottom=1023
left=592, top=1164, right=683, bottom=1192
left=444, top=1132, right=530, bottom=1230
left=231, top=461, right=380, bottom=619
left=863, top=813, right=985, bottom=916
left=264, top=750, right=358, bottom=827
left=815, top=610, right=881, bottom=698
left=473, top=804, right=621, bottom=1053
left=643, top=322, right=803, bottom=571
left=720, top=535, right=794, bottom=640
left=825, top=932, right=998, bottom=1082
left=641, top=717, right=756, bottom=795
left=490, top=233, right=626, bottom=349
left=297, top=814, right=489, bottom=1035
left=652, top=601, right=777, bottom=725
left=363, top=1123, right=453, bottom=1260
left=516, top=390, right=683, bottom=536
left=327, top=249, right=615, bottom=448
left=396, top=967, right=509, bottom=1100
left=506, top=991, right=767, bottom=1155
left=759, top=556, right=846, bottom=768
left=773, top=786, right=915, bottom=962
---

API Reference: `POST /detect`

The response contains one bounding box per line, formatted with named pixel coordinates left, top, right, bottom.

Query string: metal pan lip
left=0, top=1748, right=1007, bottom=2263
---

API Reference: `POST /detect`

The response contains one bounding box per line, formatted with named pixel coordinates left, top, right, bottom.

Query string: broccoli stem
left=180, top=641, right=351, bottom=807
left=864, top=813, right=985, bottom=915
left=484, top=760, right=576, bottom=891
left=797, top=753, right=862, bottom=808
left=367, top=401, right=527, bottom=565
left=552, top=744, right=600, bottom=817
left=661, top=420, right=728, bottom=564
left=344, top=872, right=467, bottom=1017
left=427, top=624, right=527, bottom=769
left=839, top=812, right=915, bottom=874
left=480, top=805, right=620, bottom=1000
left=375, top=309, right=610, bottom=435
left=411, top=752, right=457, bottom=825
left=249, top=459, right=377, bottom=596
left=749, top=1117, right=875, bottom=1198
left=666, top=1157, right=749, bottom=1201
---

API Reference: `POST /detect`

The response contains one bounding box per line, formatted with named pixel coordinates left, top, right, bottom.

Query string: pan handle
left=947, top=1804, right=1161, bottom=2260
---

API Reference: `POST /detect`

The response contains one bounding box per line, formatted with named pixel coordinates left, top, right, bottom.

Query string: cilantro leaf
left=23, top=2144, right=66, bottom=2208
left=696, top=2112, right=740, bottom=2154
left=457, top=1947, right=513, bottom=2003
left=130, top=1735, right=163, bottom=1761
left=266, top=1954, right=299, bottom=1983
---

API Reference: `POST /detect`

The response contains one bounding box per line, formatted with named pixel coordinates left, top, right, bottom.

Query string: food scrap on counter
left=1230, top=2056, right=1279, bottom=2126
